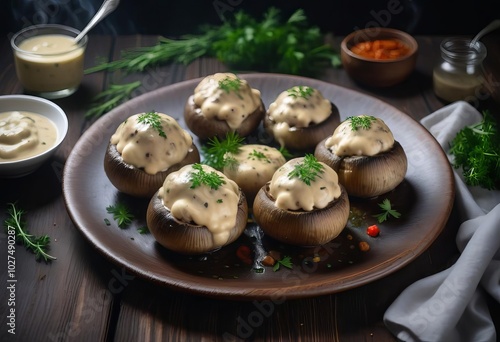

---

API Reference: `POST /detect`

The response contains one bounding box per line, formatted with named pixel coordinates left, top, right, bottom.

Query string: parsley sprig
left=4, top=203, right=56, bottom=262
left=137, top=111, right=167, bottom=138
left=106, top=203, right=134, bottom=228
left=190, top=164, right=226, bottom=190
left=273, top=255, right=293, bottom=271
left=288, top=154, right=324, bottom=185
left=347, top=115, right=377, bottom=131
left=201, top=132, right=245, bottom=170
left=449, top=110, right=500, bottom=190
left=287, top=86, right=314, bottom=99
left=373, top=199, right=401, bottom=223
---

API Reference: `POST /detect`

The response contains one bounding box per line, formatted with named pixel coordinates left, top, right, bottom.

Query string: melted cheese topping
left=223, top=144, right=286, bottom=192
left=110, top=113, right=193, bottom=174
left=0, top=111, right=57, bottom=161
left=269, top=157, right=341, bottom=211
left=192, top=73, right=262, bottom=130
left=267, top=86, right=331, bottom=146
left=325, top=116, right=394, bottom=156
left=158, top=164, right=241, bottom=247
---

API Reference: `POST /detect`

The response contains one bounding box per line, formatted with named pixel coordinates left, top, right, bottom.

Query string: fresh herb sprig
left=373, top=198, right=401, bottom=223
left=287, top=86, right=314, bottom=99
left=219, top=76, right=242, bottom=94
left=273, top=255, right=293, bottom=271
left=347, top=115, right=377, bottom=131
left=190, top=164, right=226, bottom=190
left=449, top=110, right=500, bottom=190
left=85, top=8, right=340, bottom=76
left=248, top=149, right=270, bottom=163
left=85, top=81, right=141, bottom=119
left=201, top=131, right=245, bottom=170
left=288, top=154, right=324, bottom=185
left=4, top=203, right=56, bottom=262
left=106, top=203, right=134, bottom=228
left=138, top=111, right=167, bottom=138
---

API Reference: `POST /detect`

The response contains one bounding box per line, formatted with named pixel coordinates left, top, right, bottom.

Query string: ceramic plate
left=63, top=74, right=454, bottom=300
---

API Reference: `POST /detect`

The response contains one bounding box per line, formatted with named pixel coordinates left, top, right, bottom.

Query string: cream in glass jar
left=11, top=24, right=88, bottom=99
left=433, top=37, right=487, bottom=103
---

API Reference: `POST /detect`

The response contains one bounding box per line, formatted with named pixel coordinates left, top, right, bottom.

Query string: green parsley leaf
left=273, top=256, right=293, bottom=271
left=287, top=86, right=314, bottom=99
left=373, top=198, right=401, bottom=223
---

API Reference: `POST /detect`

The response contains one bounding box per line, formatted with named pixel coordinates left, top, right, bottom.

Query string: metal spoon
left=470, top=19, right=500, bottom=47
left=74, top=0, right=120, bottom=43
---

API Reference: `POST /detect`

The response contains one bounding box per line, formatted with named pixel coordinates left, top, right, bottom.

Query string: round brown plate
left=63, top=74, right=454, bottom=300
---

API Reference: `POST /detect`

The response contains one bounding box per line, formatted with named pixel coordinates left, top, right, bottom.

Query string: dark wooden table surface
left=1, top=32, right=499, bottom=342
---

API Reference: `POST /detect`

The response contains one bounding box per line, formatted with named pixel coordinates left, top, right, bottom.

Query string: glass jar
left=432, top=37, right=487, bottom=103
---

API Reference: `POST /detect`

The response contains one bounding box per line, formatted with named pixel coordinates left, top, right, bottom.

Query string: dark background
left=1, top=0, right=497, bottom=38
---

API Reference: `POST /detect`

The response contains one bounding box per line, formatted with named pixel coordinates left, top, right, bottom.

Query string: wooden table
left=1, top=33, right=499, bottom=342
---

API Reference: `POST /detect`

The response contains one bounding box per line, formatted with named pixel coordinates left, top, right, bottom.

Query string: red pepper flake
left=367, top=224, right=380, bottom=237
left=236, top=245, right=253, bottom=265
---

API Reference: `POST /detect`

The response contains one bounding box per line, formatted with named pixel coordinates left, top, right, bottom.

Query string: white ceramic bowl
left=0, top=95, right=68, bottom=177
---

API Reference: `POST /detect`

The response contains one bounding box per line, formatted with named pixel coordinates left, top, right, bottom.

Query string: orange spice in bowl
left=350, top=39, right=411, bottom=60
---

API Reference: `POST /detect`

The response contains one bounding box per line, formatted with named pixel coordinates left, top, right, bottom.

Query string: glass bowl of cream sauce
left=11, top=24, right=88, bottom=99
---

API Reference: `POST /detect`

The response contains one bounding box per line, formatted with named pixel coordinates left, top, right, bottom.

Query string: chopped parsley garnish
left=288, top=154, right=324, bottom=185
left=373, top=198, right=401, bottom=223
left=248, top=149, right=270, bottom=163
left=190, top=163, right=226, bottom=190
left=347, top=115, right=377, bottom=131
left=137, top=111, right=167, bottom=138
left=287, top=86, right=314, bottom=99
left=218, top=76, right=243, bottom=97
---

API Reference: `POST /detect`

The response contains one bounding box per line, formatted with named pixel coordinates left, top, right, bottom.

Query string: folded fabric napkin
left=383, top=101, right=500, bottom=342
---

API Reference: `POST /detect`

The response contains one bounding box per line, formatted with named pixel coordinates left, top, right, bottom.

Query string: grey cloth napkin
left=383, top=101, right=500, bottom=342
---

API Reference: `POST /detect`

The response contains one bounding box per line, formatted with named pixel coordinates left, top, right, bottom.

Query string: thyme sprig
left=85, top=81, right=141, bottom=119
left=190, top=164, right=226, bottom=190
left=288, top=154, right=324, bottom=185
left=4, top=203, right=56, bottom=262
left=106, top=203, right=134, bottom=228
left=347, top=115, right=377, bottom=131
left=137, top=111, right=167, bottom=138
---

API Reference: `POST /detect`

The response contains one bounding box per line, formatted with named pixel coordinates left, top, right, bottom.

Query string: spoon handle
left=470, top=19, right=500, bottom=46
left=74, top=0, right=120, bottom=43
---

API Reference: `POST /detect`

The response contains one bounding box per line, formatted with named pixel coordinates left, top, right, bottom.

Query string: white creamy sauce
left=0, top=111, right=57, bottom=161
left=158, top=164, right=241, bottom=247
left=193, top=73, right=262, bottom=130
left=14, top=34, right=85, bottom=92
left=325, top=116, right=394, bottom=156
left=269, top=157, right=341, bottom=211
left=267, top=86, right=331, bottom=146
left=110, top=112, right=193, bottom=174
left=223, top=144, right=286, bottom=191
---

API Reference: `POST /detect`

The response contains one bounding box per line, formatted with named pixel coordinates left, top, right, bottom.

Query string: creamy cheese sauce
left=267, top=86, right=331, bottom=146
left=223, top=144, right=286, bottom=191
left=325, top=116, right=394, bottom=156
left=14, top=34, right=85, bottom=92
left=110, top=112, right=193, bottom=174
left=0, top=111, right=57, bottom=161
left=193, top=73, right=262, bottom=130
left=158, top=164, right=241, bottom=247
left=269, top=157, right=341, bottom=211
